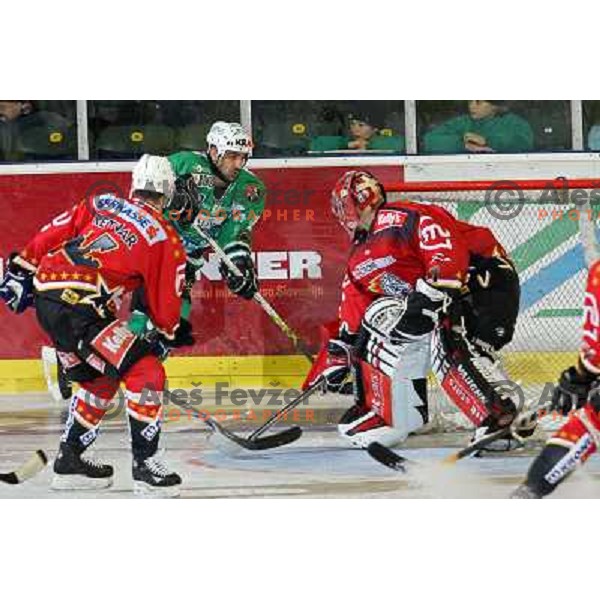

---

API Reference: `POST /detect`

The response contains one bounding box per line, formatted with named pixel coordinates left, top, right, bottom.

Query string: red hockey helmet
left=330, top=170, right=385, bottom=237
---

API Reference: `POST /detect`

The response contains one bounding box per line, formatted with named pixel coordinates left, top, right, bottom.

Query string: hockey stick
left=194, top=228, right=314, bottom=363
left=441, top=400, right=553, bottom=464
left=41, top=346, right=73, bottom=402
left=41, top=346, right=63, bottom=403
left=247, top=377, right=324, bottom=441
left=0, top=450, right=48, bottom=485
left=168, top=395, right=306, bottom=451
left=366, top=442, right=408, bottom=472
left=367, top=401, right=553, bottom=471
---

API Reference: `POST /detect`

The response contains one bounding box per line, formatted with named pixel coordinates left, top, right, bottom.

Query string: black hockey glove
left=170, top=318, right=195, bottom=348
left=551, top=365, right=597, bottom=416
left=219, top=241, right=258, bottom=300
left=0, top=253, right=35, bottom=314
left=146, top=318, right=195, bottom=361
left=167, top=174, right=200, bottom=226
left=146, top=330, right=171, bottom=362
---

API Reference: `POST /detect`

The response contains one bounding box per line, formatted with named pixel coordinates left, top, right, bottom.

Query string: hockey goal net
left=386, top=177, right=600, bottom=433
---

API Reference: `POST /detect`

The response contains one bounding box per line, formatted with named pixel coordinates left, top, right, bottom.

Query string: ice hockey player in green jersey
left=129, top=121, right=266, bottom=349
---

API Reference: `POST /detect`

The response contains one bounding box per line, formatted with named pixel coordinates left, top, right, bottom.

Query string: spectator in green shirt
left=310, top=112, right=405, bottom=153
left=423, top=101, right=534, bottom=154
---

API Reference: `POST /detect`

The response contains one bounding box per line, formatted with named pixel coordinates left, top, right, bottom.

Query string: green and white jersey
left=168, top=151, right=266, bottom=259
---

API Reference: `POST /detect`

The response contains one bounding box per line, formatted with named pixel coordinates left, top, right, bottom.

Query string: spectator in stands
left=0, top=101, right=33, bottom=160
left=423, top=100, right=534, bottom=154
left=310, top=112, right=404, bottom=153
left=0, top=100, right=72, bottom=161
left=0, top=101, right=35, bottom=123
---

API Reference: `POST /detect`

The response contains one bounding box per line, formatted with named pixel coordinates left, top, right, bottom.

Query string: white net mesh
left=386, top=178, right=600, bottom=433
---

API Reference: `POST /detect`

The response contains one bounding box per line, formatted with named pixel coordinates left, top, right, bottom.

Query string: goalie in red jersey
left=305, top=170, right=529, bottom=450
left=512, top=262, right=600, bottom=498
left=0, top=155, right=187, bottom=497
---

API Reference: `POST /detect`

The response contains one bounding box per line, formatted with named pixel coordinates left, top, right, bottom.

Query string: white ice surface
left=1, top=393, right=599, bottom=499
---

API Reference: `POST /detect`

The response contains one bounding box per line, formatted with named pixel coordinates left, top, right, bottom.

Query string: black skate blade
left=367, top=442, right=408, bottom=472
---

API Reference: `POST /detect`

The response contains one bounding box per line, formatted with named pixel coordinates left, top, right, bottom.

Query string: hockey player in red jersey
left=512, top=261, right=600, bottom=498
left=0, top=155, right=187, bottom=497
left=305, top=170, right=524, bottom=449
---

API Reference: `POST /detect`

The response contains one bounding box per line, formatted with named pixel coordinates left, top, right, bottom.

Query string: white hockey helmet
left=131, top=154, right=176, bottom=201
left=206, top=121, right=253, bottom=158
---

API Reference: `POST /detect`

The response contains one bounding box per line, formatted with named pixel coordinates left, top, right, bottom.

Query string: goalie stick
left=0, top=450, right=48, bottom=484
left=366, top=442, right=408, bottom=472
left=246, top=377, right=324, bottom=441
left=167, top=381, right=323, bottom=451
left=169, top=398, right=302, bottom=451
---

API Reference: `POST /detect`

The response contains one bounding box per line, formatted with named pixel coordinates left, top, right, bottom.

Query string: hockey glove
left=167, top=174, right=200, bottom=226
left=0, top=254, right=35, bottom=314
left=551, top=365, right=597, bottom=416
left=170, top=318, right=195, bottom=348
left=319, top=339, right=352, bottom=392
left=219, top=241, right=258, bottom=300
left=145, top=330, right=172, bottom=363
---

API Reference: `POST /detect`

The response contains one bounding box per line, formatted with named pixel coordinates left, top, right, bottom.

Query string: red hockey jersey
left=338, top=201, right=506, bottom=335
left=19, top=193, right=186, bottom=338
left=581, top=260, right=600, bottom=374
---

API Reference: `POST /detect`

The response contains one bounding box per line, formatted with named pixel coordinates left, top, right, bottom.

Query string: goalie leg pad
left=338, top=297, right=431, bottom=448
left=338, top=362, right=428, bottom=448
left=431, top=322, right=522, bottom=428
left=360, top=296, right=431, bottom=378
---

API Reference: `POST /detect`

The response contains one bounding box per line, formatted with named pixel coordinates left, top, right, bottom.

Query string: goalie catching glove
left=219, top=241, right=258, bottom=300
left=0, top=253, right=35, bottom=314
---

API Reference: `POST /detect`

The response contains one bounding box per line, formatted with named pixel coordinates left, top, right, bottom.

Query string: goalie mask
left=331, top=170, right=386, bottom=238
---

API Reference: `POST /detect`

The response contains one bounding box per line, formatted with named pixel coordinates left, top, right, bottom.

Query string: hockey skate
left=51, top=442, right=114, bottom=490
left=338, top=404, right=402, bottom=449
left=132, top=451, right=182, bottom=498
